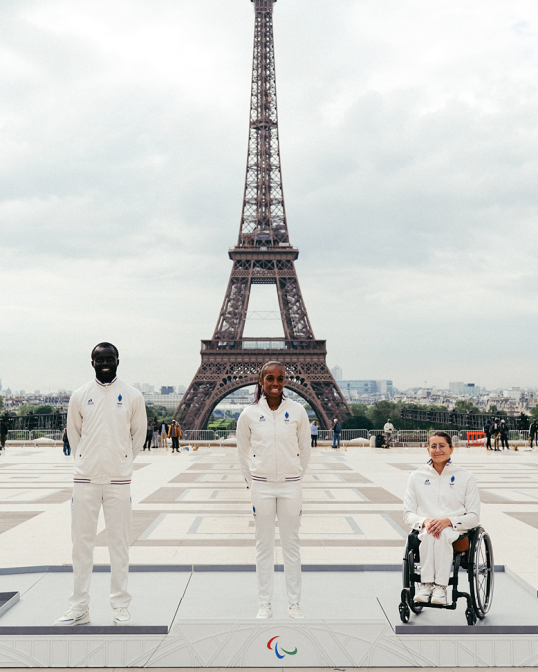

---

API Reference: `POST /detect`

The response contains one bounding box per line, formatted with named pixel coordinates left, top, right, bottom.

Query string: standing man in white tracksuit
left=54, top=342, right=147, bottom=627
left=237, top=361, right=311, bottom=619
left=403, top=431, right=480, bottom=606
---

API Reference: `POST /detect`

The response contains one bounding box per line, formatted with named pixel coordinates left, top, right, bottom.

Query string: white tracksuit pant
left=70, top=483, right=132, bottom=611
left=419, top=526, right=461, bottom=587
left=251, top=480, right=302, bottom=605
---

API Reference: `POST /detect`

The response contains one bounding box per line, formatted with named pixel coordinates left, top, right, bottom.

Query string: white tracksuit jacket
left=237, top=396, right=311, bottom=487
left=67, top=377, right=147, bottom=484
left=403, top=459, right=480, bottom=532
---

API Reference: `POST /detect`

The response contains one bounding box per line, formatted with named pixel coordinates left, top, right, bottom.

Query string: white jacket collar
left=95, top=376, right=118, bottom=388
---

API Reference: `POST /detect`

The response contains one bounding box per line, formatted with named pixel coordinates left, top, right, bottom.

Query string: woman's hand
left=425, top=518, right=452, bottom=539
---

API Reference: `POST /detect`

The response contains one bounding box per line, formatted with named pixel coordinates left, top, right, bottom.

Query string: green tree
left=18, top=405, right=39, bottom=416
left=35, top=405, right=55, bottom=415
left=0, top=396, right=3, bottom=410
left=530, top=406, right=538, bottom=422
left=342, top=414, right=372, bottom=430
left=454, top=400, right=480, bottom=414
left=349, top=403, right=370, bottom=417
left=367, top=401, right=401, bottom=429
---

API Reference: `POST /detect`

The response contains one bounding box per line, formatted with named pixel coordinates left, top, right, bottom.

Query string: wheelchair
left=399, top=526, right=494, bottom=626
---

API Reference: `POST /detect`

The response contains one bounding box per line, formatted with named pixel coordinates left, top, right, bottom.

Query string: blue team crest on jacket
left=117, top=394, right=123, bottom=406
left=285, top=412, right=290, bottom=423
left=87, top=399, right=94, bottom=405
left=450, top=475, right=455, bottom=486
left=259, top=416, right=265, bottom=422
left=424, top=479, right=430, bottom=485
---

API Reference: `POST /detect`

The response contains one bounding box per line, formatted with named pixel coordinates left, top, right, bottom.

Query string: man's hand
left=423, top=518, right=452, bottom=539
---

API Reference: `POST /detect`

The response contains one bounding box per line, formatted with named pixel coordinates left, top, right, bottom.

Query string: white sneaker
left=113, top=607, right=132, bottom=625
left=431, top=585, right=448, bottom=605
left=257, top=602, right=273, bottom=618
left=413, top=583, right=434, bottom=603
left=288, top=603, right=304, bottom=619
left=53, top=609, right=90, bottom=626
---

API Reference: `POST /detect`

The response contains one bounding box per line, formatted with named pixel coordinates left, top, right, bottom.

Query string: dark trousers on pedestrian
left=144, top=432, right=152, bottom=450
left=0, top=435, right=6, bottom=450
left=531, top=434, right=537, bottom=447
left=501, top=436, right=509, bottom=449
left=172, top=436, right=180, bottom=452
left=63, top=441, right=71, bottom=456
left=332, top=433, right=340, bottom=448
left=486, top=435, right=492, bottom=449
left=311, top=436, right=317, bottom=447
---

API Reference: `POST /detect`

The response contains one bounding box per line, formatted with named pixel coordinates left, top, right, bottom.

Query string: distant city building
left=0, top=378, right=2, bottom=392
left=331, top=365, right=343, bottom=382
left=176, top=385, right=186, bottom=393
left=338, top=380, right=393, bottom=399
left=143, top=392, right=184, bottom=408
left=161, top=386, right=174, bottom=395
left=449, top=382, right=481, bottom=396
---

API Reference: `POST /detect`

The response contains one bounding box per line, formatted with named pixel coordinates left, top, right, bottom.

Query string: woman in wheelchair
left=403, top=431, right=480, bottom=606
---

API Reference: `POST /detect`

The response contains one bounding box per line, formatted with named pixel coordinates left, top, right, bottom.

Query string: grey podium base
left=0, top=565, right=537, bottom=667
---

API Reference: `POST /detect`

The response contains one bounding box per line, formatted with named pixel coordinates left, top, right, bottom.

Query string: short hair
left=91, top=342, right=119, bottom=359
left=429, top=431, right=452, bottom=447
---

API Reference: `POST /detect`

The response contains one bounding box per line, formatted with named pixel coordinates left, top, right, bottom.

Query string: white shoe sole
left=431, top=597, right=447, bottom=605
left=256, top=613, right=273, bottom=619
left=54, top=614, right=90, bottom=626
left=413, top=594, right=432, bottom=603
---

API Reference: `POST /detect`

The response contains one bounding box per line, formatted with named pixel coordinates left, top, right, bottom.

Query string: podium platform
left=0, top=565, right=537, bottom=667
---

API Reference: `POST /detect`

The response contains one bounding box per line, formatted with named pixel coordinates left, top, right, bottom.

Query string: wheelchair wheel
left=469, top=528, right=494, bottom=618
left=402, top=549, right=423, bottom=614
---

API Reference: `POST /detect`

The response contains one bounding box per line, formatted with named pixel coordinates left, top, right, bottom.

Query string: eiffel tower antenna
left=175, top=0, right=350, bottom=429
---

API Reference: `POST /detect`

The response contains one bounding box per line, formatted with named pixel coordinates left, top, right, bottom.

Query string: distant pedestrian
left=168, top=421, right=182, bottom=453
left=0, top=419, right=7, bottom=451
left=500, top=420, right=509, bottom=450
left=483, top=421, right=492, bottom=450
left=530, top=420, right=538, bottom=449
left=143, top=421, right=153, bottom=451
left=160, top=421, right=169, bottom=450
left=332, top=418, right=341, bottom=449
left=310, top=420, right=318, bottom=447
left=384, top=419, right=395, bottom=449
left=491, top=418, right=501, bottom=451
left=152, top=422, right=159, bottom=449
left=62, top=427, right=71, bottom=456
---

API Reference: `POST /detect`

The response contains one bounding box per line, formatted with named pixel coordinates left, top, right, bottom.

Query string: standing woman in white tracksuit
left=403, top=431, right=480, bottom=606
left=54, top=342, right=147, bottom=627
left=237, top=361, right=311, bottom=619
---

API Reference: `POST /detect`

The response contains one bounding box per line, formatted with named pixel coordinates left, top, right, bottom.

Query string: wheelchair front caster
left=465, top=607, right=477, bottom=626
left=399, top=601, right=410, bottom=623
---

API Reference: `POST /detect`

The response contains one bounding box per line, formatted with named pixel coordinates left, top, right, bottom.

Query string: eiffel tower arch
left=175, top=0, right=350, bottom=430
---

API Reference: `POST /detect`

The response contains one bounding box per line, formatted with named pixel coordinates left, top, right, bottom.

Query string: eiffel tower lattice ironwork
left=175, top=0, right=350, bottom=430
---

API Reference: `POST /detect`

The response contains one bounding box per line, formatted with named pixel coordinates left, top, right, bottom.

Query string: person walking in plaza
left=0, top=419, right=7, bottom=451
left=403, top=431, right=480, bottom=606
left=143, top=420, right=153, bottom=451
left=500, top=420, right=510, bottom=450
left=483, top=420, right=492, bottom=450
left=491, top=418, right=501, bottom=451
left=54, top=342, right=146, bottom=627
left=310, top=420, right=318, bottom=447
left=383, top=419, right=395, bottom=449
left=159, top=420, right=169, bottom=450
left=530, top=419, right=538, bottom=449
left=237, top=361, right=311, bottom=619
left=62, top=427, right=71, bottom=456
left=331, top=418, right=341, bottom=449
left=168, top=420, right=181, bottom=452
left=151, top=422, right=159, bottom=449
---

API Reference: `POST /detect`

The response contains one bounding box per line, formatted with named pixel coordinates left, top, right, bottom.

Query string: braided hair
left=254, top=361, right=285, bottom=403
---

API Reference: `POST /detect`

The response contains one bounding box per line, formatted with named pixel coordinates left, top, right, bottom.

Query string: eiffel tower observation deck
left=175, top=0, right=350, bottom=430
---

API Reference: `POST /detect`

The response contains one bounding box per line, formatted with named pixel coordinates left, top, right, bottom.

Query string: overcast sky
left=2, top=0, right=538, bottom=393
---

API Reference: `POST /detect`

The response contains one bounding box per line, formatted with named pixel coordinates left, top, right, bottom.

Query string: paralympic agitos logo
left=267, top=636, right=297, bottom=659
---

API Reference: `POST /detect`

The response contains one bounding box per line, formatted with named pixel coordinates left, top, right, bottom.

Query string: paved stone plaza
left=0, top=443, right=537, bottom=589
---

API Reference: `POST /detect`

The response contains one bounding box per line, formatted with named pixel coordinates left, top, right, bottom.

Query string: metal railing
left=6, top=429, right=63, bottom=446
left=317, top=429, right=369, bottom=442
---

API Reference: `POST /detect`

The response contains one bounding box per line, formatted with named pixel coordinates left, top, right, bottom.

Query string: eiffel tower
left=176, top=0, right=350, bottom=430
